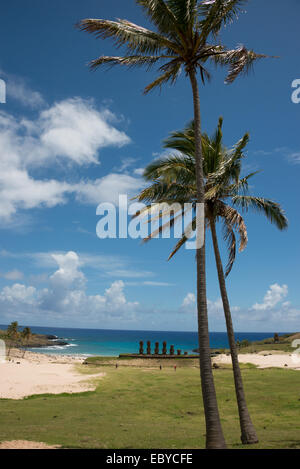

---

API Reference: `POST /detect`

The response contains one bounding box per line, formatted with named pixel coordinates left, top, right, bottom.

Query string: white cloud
left=133, top=168, right=145, bottom=176
left=287, top=152, right=300, bottom=164
left=38, top=98, right=130, bottom=166
left=0, top=251, right=139, bottom=324
left=0, top=70, right=45, bottom=109
left=0, top=283, right=36, bottom=304
left=0, top=97, right=143, bottom=222
left=181, top=293, right=239, bottom=317
left=116, top=157, right=137, bottom=173
left=1, top=269, right=24, bottom=281
left=50, top=251, right=86, bottom=289
left=0, top=249, right=154, bottom=280
left=252, top=283, right=288, bottom=311
left=0, top=97, right=130, bottom=168
left=181, top=293, right=196, bottom=313
left=74, top=173, right=143, bottom=205
left=254, top=146, right=300, bottom=165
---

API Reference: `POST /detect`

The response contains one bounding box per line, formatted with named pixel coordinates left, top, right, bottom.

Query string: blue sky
left=0, top=0, right=299, bottom=332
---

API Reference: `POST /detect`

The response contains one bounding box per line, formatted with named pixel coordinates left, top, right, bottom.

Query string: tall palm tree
left=135, top=118, right=288, bottom=444
left=78, top=1, right=269, bottom=448
left=7, top=321, right=19, bottom=357
left=21, top=327, right=32, bottom=358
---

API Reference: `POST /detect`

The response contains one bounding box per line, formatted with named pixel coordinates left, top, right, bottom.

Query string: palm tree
left=78, top=1, right=270, bottom=448
left=21, top=327, right=32, bottom=358
left=135, top=118, right=288, bottom=444
left=7, top=321, right=19, bottom=357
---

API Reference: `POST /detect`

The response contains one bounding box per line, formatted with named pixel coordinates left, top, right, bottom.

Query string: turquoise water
left=0, top=325, right=285, bottom=357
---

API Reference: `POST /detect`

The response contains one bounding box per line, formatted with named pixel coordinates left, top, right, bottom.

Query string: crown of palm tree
left=7, top=321, right=19, bottom=336
left=135, top=118, right=288, bottom=275
left=77, top=0, right=270, bottom=92
left=21, top=327, right=32, bottom=339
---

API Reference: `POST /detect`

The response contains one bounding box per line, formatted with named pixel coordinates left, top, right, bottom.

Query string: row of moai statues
left=139, top=340, right=187, bottom=356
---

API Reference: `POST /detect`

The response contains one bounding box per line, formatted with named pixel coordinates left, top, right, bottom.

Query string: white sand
left=0, top=440, right=60, bottom=449
left=0, top=349, right=105, bottom=399
left=213, top=351, right=300, bottom=370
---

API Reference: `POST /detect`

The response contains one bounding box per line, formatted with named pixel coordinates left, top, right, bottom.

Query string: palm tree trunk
left=189, top=70, right=227, bottom=449
left=22, top=342, right=27, bottom=359
left=7, top=341, right=11, bottom=357
left=209, top=217, right=258, bottom=444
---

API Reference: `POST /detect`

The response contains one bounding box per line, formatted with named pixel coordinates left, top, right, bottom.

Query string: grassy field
left=237, top=332, right=300, bottom=354
left=0, top=359, right=299, bottom=449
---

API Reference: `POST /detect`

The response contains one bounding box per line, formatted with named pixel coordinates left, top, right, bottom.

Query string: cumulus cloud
left=181, top=293, right=227, bottom=316
left=0, top=283, right=36, bottom=304
left=252, top=283, right=288, bottom=311
left=232, top=283, right=300, bottom=326
left=181, top=292, right=196, bottom=313
left=0, top=97, right=143, bottom=221
left=37, top=98, right=130, bottom=166
left=0, top=249, right=154, bottom=280
left=74, top=173, right=143, bottom=205
left=0, top=251, right=139, bottom=324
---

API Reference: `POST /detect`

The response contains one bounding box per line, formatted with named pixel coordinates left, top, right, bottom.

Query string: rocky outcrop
left=0, top=329, right=69, bottom=348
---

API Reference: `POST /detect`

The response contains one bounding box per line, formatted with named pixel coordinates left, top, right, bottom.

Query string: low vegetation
left=0, top=362, right=299, bottom=449
left=236, top=333, right=300, bottom=354
left=0, top=322, right=67, bottom=349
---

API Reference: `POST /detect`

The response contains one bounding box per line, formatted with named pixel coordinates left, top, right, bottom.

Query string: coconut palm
left=21, top=327, right=32, bottom=358
left=135, top=117, right=288, bottom=444
left=6, top=321, right=19, bottom=357
left=78, top=1, right=270, bottom=448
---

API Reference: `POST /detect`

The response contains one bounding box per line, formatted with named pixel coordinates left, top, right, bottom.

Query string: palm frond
left=144, top=62, right=182, bottom=93
left=212, top=45, right=270, bottom=84
left=77, top=18, right=177, bottom=55
left=144, top=210, right=184, bottom=242
left=222, top=218, right=237, bottom=277
left=136, top=0, right=186, bottom=43
left=168, top=215, right=196, bottom=260
left=167, top=0, right=198, bottom=29
left=163, top=120, right=195, bottom=157
left=199, top=1, right=247, bottom=40
left=227, top=171, right=260, bottom=196
left=89, top=55, right=164, bottom=71
left=168, top=233, right=188, bottom=259
left=207, top=131, right=249, bottom=185
left=197, top=63, right=212, bottom=84
left=217, top=201, right=248, bottom=252
left=232, top=196, right=288, bottom=230
left=143, top=154, right=195, bottom=181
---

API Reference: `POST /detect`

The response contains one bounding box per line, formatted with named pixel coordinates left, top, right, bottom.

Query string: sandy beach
left=0, top=349, right=105, bottom=399
left=213, top=351, right=300, bottom=370
left=0, top=348, right=299, bottom=402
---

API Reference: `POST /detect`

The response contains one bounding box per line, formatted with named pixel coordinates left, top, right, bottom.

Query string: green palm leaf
left=232, top=196, right=288, bottom=230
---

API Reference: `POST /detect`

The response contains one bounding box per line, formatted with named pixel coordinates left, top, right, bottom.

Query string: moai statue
left=147, top=341, right=151, bottom=355
left=184, top=351, right=188, bottom=356
left=154, top=342, right=159, bottom=355
left=177, top=349, right=181, bottom=356
left=170, top=345, right=174, bottom=355
left=139, top=341, right=144, bottom=355
left=162, top=341, right=167, bottom=355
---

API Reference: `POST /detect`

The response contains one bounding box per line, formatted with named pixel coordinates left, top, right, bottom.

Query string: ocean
left=0, top=325, right=285, bottom=357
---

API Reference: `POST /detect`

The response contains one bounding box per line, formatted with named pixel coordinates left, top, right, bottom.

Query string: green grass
left=237, top=332, right=300, bottom=354
left=238, top=343, right=294, bottom=353
left=0, top=364, right=299, bottom=449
